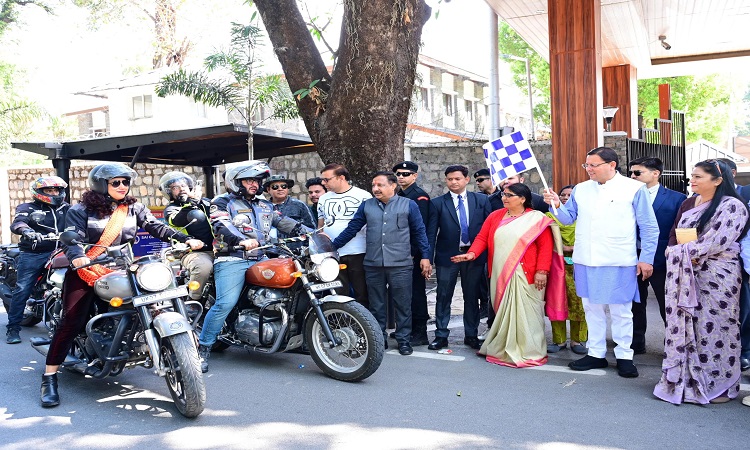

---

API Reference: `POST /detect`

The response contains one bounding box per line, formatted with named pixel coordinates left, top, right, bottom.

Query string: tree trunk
left=255, top=0, right=431, bottom=189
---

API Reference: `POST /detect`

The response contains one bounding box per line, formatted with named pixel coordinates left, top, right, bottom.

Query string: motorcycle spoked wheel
left=160, top=333, right=206, bottom=418
left=2, top=298, right=42, bottom=327
left=305, top=301, right=384, bottom=382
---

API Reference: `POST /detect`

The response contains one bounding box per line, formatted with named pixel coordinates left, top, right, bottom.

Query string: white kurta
left=553, top=173, right=659, bottom=304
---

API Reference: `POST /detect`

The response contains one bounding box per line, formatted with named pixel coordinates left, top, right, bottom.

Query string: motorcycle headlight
left=135, top=263, right=174, bottom=292
left=313, top=257, right=340, bottom=282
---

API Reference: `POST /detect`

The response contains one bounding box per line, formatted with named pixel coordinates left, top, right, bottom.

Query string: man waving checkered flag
left=482, top=131, right=539, bottom=187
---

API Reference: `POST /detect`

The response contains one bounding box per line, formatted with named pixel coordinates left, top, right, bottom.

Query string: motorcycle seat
left=7, top=248, right=20, bottom=258
left=50, top=253, right=70, bottom=269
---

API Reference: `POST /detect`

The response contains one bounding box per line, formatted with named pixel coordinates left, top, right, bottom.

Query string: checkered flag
left=482, top=131, right=539, bottom=187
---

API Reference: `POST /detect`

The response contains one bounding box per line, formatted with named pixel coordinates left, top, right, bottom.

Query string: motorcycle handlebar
left=71, top=254, right=113, bottom=271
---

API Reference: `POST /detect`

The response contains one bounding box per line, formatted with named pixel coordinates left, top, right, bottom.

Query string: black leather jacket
left=11, top=200, right=69, bottom=253
left=63, top=202, right=189, bottom=261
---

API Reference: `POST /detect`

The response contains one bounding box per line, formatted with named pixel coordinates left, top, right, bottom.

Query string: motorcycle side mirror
left=187, top=210, right=206, bottom=223
left=232, top=214, right=250, bottom=227
left=59, top=231, right=81, bottom=246
left=30, top=211, right=46, bottom=223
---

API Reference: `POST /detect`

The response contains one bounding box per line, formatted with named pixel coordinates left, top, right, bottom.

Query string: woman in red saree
left=452, top=183, right=566, bottom=367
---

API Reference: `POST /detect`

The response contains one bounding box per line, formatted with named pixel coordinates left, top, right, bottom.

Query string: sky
left=0, top=0, right=492, bottom=116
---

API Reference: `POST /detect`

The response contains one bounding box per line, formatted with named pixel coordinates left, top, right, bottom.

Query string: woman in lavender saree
left=452, top=183, right=566, bottom=367
left=654, top=160, right=750, bottom=404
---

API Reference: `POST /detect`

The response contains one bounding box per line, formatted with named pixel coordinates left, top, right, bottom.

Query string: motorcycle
left=31, top=232, right=206, bottom=418
left=197, top=214, right=384, bottom=382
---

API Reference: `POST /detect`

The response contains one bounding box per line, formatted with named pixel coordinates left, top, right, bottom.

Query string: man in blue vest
left=332, top=171, right=432, bottom=356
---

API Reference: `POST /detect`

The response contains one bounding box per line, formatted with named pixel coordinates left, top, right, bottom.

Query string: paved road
left=1, top=296, right=749, bottom=449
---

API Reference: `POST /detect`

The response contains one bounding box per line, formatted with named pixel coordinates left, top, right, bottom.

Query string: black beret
left=393, top=161, right=419, bottom=173
left=474, top=168, right=490, bottom=178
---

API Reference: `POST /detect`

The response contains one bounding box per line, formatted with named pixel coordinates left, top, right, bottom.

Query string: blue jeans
left=7, top=251, right=50, bottom=332
left=434, top=260, right=484, bottom=339
left=365, top=265, right=412, bottom=344
left=199, top=259, right=255, bottom=347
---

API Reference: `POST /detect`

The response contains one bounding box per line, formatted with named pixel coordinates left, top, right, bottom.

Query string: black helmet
left=224, top=161, right=271, bottom=195
left=159, top=171, right=195, bottom=201
left=88, top=163, right=138, bottom=194
left=31, top=176, right=68, bottom=206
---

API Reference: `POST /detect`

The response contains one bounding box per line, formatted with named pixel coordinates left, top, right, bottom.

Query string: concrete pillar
left=548, top=0, right=603, bottom=188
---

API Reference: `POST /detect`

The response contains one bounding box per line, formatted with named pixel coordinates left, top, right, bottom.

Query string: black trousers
left=410, top=258, right=429, bottom=335
left=335, top=253, right=369, bottom=309
left=632, top=268, right=667, bottom=351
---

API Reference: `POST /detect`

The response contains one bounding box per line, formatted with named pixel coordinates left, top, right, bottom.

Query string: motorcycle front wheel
left=160, top=333, right=206, bottom=418
left=305, top=301, right=384, bottom=382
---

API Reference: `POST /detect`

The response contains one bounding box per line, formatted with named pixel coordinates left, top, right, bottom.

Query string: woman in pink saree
left=452, top=183, right=566, bottom=367
left=653, top=160, right=749, bottom=404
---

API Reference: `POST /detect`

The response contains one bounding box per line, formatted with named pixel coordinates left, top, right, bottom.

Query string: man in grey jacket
left=332, top=171, right=432, bottom=356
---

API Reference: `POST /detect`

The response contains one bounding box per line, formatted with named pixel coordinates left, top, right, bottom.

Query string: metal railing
left=627, top=111, right=687, bottom=193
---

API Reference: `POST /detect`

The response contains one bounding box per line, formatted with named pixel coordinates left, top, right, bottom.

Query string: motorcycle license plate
left=132, top=286, right=188, bottom=307
left=309, top=280, right=343, bottom=293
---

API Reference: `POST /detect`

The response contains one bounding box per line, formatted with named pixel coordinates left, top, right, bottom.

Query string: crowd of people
left=5, top=147, right=750, bottom=408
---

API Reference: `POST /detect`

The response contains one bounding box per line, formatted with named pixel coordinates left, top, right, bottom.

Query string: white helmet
left=159, top=171, right=195, bottom=201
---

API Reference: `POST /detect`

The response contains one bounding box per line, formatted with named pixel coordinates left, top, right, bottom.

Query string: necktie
left=458, top=194, right=469, bottom=243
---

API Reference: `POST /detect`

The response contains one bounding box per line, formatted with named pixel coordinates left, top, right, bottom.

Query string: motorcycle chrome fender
left=151, top=311, right=193, bottom=338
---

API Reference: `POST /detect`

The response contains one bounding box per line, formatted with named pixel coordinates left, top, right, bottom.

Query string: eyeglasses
left=270, top=184, right=288, bottom=190
left=108, top=179, right=130, bottom=188
left=395, top=172, right=414, bottom=177
left=581, top=162, right=611, bottom=169
left=630, top=170, right=644, bottom=176
left=170, top=184, right=189, bottom=191
left=475, top=177, right=489, bottom=183
left=320, top=176, right=337, bottom=183
left=500, top=192, right=518, bottom=198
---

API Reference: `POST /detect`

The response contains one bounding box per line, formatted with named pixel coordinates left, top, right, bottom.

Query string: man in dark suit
left=629, top=157, right=686, bottom=354
left=426, top=165, right=492, bottom=350
left=735, top=170, right=750, bottom=371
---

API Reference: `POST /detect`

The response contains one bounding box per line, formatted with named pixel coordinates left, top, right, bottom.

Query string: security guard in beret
left=473, top=168, right=499, bottom=197
left=393, top=161, right=432, bottom=346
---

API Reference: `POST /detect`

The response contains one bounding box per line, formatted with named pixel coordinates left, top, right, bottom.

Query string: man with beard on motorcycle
left=6, top=176, right=69, bottom=345
left=199, top=161, right=310, bottom=373
left=160, top=171, right=214, bottom=305
left=40, top=163, right=204, bottom=408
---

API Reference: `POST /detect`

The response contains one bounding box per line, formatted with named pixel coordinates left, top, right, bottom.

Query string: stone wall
left=2, top=163, right=205, bottom=243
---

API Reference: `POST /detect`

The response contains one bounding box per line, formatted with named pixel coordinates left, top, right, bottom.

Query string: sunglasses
left=108, top=179, right=130, bottom=188
left=630, top=170, right=644, bottom=176
left=475, top=177, right=489, bottom=183
left=270, top=184, right=288, bottom=190
left=395, top=172, right=414, bottom=177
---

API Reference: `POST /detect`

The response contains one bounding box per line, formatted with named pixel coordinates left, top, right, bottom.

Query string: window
left=420, top=88, right=430, bottom=111
left=132, top=95, right=153, bottom=119
left=443, top=93, right=454, bottom=117
left=465, top=100, right=474, bottom=121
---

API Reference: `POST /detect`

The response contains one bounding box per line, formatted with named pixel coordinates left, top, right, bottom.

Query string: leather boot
left=40, top=373, right=60, bottom=407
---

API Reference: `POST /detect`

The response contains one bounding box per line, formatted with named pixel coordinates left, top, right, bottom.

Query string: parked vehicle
left=31, top=232, right=206, bottom=418
left=199, top=215, right=384, bottom=382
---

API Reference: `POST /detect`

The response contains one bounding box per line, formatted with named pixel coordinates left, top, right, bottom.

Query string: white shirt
left=317, top=186, right=372, bottom=256
left=450, top=190, right=470, bottom=246
left=647, top=183, right=660, bottom=205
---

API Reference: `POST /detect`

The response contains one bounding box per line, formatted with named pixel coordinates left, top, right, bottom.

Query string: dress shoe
left=464, top=337, right=481, bottom=350
left=616, top=359, right=639, bottom=378
left=427, top=337, right=448, bottom=351
left=740, top=357, right=750, bottom=372
left=631, top=345, right=646, bottom=355
left=398, top=342, right=413, bottom=355
left=547, top=342, right=567, bottom=353
left=6, top=329, right=21, bottom=344
left=568, top=355, right=608, bottom=371
left=410, top=332, right=430, bottom=346
left=40, top=373, right=60, bottom=407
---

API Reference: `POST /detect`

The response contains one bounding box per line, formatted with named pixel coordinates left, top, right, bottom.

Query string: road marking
left=386, top=349, right=465, bottom=362
left=526, top=364, right=607, bottom=376
left=740, top=383, right=750, bottom=392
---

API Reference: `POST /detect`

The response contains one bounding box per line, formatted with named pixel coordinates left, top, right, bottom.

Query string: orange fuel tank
left=245, top=257, right=298, bottom=288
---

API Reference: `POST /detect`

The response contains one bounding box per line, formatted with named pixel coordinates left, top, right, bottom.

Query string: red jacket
left=468, top=208, right=553, bottom=284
